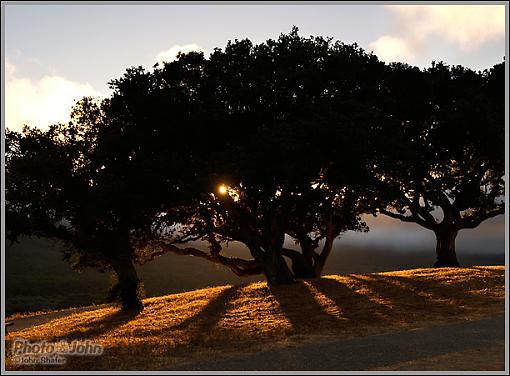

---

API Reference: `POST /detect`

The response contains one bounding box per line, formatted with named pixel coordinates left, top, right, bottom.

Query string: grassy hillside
left=5, top=266, right=505, bottom=371
left=5, top=237, right=505, bottom=315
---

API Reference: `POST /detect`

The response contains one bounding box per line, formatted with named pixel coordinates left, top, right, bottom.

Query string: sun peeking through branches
left=218, top=184, right=228, bottom=195
left=216, top=184, right=240, bottom=202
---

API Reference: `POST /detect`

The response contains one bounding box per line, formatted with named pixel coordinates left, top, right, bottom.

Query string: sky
left=3, top=3, right=507, bottom=253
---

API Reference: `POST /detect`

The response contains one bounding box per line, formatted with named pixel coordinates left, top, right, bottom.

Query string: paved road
left=172, top=315, right=506, bottom=371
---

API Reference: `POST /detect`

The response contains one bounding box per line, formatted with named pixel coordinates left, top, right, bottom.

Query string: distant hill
left=5, top=237, right=504, bottom=315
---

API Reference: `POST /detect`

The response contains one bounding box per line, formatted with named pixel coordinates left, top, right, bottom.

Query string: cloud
left=5, top=60, right=102, bottom=132
left=369, top=5, right=505, bottom=63
left=368, top=36, right=415, bottom=64
left=154, top=43, right=205, bottom=64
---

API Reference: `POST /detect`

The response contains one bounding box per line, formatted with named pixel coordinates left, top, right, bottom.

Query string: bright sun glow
left=218, top=185, right=228, bottom=195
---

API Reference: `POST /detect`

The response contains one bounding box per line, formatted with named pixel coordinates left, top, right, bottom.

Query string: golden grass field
left=5, top=266, right=505, bottom=371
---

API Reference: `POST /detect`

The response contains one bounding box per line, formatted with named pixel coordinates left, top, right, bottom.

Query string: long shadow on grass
left=268, top=278, right=392, bottom=335
left=382, top=274, right=502, bottom=305
left=268, top=281, right=342, bottom=334
left=349, top=275, right=467, bottom=317
left=307, top=278, right=391, bottom=324
left=172, top=285, right=242, bottom=343
left=469, top=266, right=505, bottom=277
left=9, top=286, right=243, bottom=369
left=39, top=308, right=140, bottom=343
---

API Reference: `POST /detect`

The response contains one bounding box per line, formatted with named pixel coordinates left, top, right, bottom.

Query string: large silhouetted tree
left=372, top=61, right=505, bottom=266
left=145, top=29, right=376, bottom=283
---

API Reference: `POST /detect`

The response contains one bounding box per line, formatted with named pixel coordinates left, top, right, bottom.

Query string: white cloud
left=154, top=43, right=205, bottom=64
left=369, top=5, right=505, bottom=63
left=5, top=60, right=102, bottom=132
left=5, top=59, right=16, bottom=78
left=368, top=35, right=415, bottom=64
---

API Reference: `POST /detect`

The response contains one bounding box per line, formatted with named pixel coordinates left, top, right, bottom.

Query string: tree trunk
left=433, top=229, right=459, bottom=267
left=290, top=255, right=318, bottom=278
left=261, top=254, right=295, bottom=285
left=248, top=243, right=295, bottom=285
left=313, top=231, right=334, bottom=277
left=110, top=255, right=144, bottom=311
left=283, top=246, right=317, bottom=278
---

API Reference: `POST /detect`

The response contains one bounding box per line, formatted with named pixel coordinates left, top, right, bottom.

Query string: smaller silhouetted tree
left=372, top=61, right=505, bottom=266
left=5, top=63, right=196, bottom=311
left=6, top=99, right=144, bottom=311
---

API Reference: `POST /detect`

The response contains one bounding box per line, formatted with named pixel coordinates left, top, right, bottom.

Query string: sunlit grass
left=5, top=266, right=504, bottom=370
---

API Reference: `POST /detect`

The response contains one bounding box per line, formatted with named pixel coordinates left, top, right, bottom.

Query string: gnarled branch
left=379, top=208, right=436, bottom=230
left=150, top=241, right=262, bottom=276
left=461, top=207, right=504, bottom=229
left=281, top=247, right=304, bottom=261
